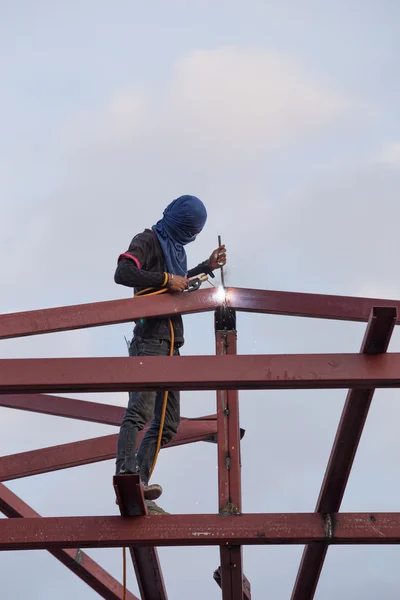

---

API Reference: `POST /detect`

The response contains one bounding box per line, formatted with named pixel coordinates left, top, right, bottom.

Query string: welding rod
left=218, top=234, right=226, bottom=289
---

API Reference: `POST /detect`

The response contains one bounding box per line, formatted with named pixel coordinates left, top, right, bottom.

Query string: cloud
left=62, top=47, right=355, bottom=165
left=378, top=141, right=400, bottom=168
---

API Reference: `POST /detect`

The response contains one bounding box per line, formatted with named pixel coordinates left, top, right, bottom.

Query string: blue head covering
left=152, top=195, right=207, bottom=276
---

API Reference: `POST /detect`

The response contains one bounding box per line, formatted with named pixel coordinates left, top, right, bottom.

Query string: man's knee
left=123, top=393, right=154, bottom=429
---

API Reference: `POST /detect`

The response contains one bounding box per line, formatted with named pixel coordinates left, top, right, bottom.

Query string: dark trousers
left=115, top=336, right=180, bottom=485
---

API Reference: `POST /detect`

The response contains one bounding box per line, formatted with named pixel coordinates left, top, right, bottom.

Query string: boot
left=143, top=483, right=163, bottom=501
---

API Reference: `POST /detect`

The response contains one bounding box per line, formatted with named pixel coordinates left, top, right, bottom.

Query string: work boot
left=145, top=500, right=169, bottom=515
left=143, top=483, right=163, bottom=501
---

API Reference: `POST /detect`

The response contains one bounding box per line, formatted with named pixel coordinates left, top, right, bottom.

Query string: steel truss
left=1, top=287, right=399, bottom=599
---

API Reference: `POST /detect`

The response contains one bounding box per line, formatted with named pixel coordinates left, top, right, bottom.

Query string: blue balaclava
left=152, top=195, right=207, bottom=276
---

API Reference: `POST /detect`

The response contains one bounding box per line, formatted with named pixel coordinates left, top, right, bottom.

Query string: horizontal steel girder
left=2, top=352, right=400, bottom=393
left=1, top=512, right=399, bottom=550
left=1, top=287, right=400, bottom=340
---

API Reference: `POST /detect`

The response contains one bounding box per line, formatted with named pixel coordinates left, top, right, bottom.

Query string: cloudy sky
left=1, top=1, right=400, bottom=598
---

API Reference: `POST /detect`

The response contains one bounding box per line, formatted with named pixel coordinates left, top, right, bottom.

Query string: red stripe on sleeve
left=117, top=253, right=141, bottom=269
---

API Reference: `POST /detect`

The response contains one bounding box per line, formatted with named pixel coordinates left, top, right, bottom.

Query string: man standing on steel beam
left=114, top=195, right=226, bottom=513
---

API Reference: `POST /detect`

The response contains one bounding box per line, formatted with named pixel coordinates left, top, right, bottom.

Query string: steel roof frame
left=1, top=287, right=399, bottom=599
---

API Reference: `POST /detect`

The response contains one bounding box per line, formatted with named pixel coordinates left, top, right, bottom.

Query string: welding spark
left=216, top=285, right=226, bottom=303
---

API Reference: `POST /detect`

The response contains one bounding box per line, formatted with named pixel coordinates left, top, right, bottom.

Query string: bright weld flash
left=216, top=285, right=226, bottom=303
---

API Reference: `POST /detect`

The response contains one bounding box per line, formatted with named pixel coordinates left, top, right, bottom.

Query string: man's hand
left=167, top=274, right=189, bottom=292
left=208, top=244, right=227, bottom=271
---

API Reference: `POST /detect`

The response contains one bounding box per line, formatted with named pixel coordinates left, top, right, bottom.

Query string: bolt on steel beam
left=0, top=483, right=139, bottom=600
left=291, top=306, right=397, bottom=600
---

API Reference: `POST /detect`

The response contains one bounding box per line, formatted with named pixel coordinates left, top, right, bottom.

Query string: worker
left=114, top=195, right=226, bottom=514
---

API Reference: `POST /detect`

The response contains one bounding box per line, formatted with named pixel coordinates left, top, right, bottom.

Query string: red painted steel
left=0, top=483, right=139, bottom=600
left=114, top=474, right=167, bottom=600
left=0, top=417, right=217, bottom=481
left=0, top=393, right=125, bottom=425
left=2, top=512, right=400, bottom=550
left=291, top=307, right=397, bottom=600
left=216, top=324, right=244, bottom=600
left=213, top=568, right=251, bottom=600
left=3, top=353, right=400, bottom=394
left=2, top=287, right=400, bottom=341
left=229, top=288, right=400, bottom=323
left=0, top=288, right=219, bottom=339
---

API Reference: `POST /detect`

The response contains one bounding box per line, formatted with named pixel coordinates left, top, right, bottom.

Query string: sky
left=1, top=1, right=400, bottom=598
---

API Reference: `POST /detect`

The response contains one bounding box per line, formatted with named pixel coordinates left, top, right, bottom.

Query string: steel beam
left=114, top=474, right=168, bottom=600
left=229, top=288, right=400, bottom=323
left=215, top=307, right=245, bottom=600
left=0, top=393, right=125, bottom=425
left=0, top=416, right=217, bottom=481
left=0, top=483, right=138, bottom=600
left=291, top=306, right=397, bottom=600
left=213, top=568, right=251, bottom=600
left=2, top=288, right=400, bottom=341
left=2, top=352, right=400, bottom=394
left=0, top=288, right=219, bottom=340
left=2, top=512, right=400, bottom=550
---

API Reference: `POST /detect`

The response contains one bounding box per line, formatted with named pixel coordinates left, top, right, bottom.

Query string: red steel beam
left=0, top=483, right=138, bottom=600
left=291, top=306, right=397, bottom=600
left=213, top=567, right=251, bottom=600
left=2, top=512, right=400, bottom=550
left=0, top=288, right=219, bottom=340
left=0, top=394, right=125, bottom=425
left=0, top=416, right=217, bottom=481
left=114, top=474, right=167, bottom=600
left=228, top=288, right=400, bottom=323
left=2, top=287, right=400, bottom=341
left=3, top=352, right=400, bottom=394
left=215, top=307, right=245, bottom=600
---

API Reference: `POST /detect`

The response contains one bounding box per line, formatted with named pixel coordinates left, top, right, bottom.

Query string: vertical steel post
left=215, top=306, right=244, bottom=600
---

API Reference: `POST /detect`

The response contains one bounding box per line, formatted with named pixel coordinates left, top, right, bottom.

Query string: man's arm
left=187, top=244, right=227, bottom=278
left=187, top=260, right=214, bottom=279
left=114, top=256, right=166, bottom=288
left=114, top=234, right=189, bottom=292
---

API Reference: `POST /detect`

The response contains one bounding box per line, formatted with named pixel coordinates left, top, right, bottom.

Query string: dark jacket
left=114, top=228, right=211, bottom=345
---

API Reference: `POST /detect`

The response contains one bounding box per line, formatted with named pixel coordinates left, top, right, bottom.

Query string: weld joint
left=324, top=513, right=333, bottom=542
